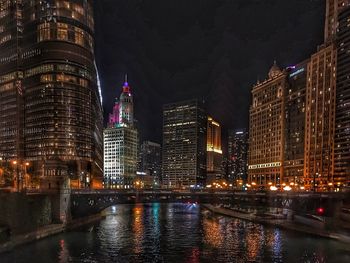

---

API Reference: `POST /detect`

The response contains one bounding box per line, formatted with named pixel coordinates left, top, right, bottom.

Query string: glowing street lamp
left=270, top=185, right=278, bottom=191
left=283, top=185, right=292, bottom=191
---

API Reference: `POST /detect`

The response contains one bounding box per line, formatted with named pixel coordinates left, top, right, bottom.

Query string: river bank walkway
left=202, top=204, right=350, bottom=244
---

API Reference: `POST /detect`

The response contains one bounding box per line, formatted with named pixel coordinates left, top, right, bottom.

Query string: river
left=2, top=203, right=350, bottom=263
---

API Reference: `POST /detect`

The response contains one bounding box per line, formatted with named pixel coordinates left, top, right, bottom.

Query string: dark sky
left=94, top=0, right=325, bottom=144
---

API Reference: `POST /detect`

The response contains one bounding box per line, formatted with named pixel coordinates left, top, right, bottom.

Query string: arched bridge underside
left=70, top=190, right=348, bottom=219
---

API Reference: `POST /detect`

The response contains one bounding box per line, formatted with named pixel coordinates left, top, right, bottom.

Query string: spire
left=124, top=73, right=128, bottom=86
left=122, top=74, right=130, bottom=93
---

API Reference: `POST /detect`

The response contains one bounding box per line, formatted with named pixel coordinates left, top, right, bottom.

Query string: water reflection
left=1, top=203, right=350, bottom=263
left=132, top=205, right=144, bottom=254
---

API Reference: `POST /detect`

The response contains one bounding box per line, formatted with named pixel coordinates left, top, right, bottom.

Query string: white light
left=270, top=186, right=278, bottom=191
left=283, top=186, right=292, bottom=191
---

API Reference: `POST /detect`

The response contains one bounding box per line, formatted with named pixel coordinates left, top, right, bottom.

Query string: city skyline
left=94, top=0, right=325, bottom=142
left=1, top=1, right=350, bottom=262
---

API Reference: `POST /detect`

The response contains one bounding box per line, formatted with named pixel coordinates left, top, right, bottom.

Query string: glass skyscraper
left=0, top=0, right=103, bottom=189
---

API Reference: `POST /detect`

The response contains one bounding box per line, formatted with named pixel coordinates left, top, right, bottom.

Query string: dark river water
left=2, top=203, right=350, bottom=263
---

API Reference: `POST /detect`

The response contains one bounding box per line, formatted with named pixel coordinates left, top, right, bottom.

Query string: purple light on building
left=108, top=101, right=120, bottom=127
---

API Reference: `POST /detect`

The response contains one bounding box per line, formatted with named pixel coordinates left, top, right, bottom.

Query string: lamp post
left=24, top=162, right=29, bottom=190
left=313, top=172, right=318, bottom=193
left=13, top=161, right=19, bottom=192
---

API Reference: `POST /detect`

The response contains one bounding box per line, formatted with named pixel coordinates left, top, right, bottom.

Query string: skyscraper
left=334, top=6, right=350, bottom=187
left=227, top=129, right=248, bottom=185
left=304, top=44, right=337, bottom=191
left=0, top=0, right=103, bottom=189
left=206, top=116, right=223, bottom=183
left=248, top=62, right=287, bottom=188
left=162, top=99, right=207, bottom=188
left=139, top=140, right=161, bottom=179
left=284, top=61, right=308, bottom=185
left=104, top=80, right=138, bottom=189
left=324, top=0, right=350, bottom=43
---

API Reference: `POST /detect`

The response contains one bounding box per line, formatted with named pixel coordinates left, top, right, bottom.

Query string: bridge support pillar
left=51, top=177, right=71, bottom=224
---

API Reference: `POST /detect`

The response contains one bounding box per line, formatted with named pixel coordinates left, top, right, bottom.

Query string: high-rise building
left=334, top=6, right=350, bottom=187
left=324, top=0, right=350, bottom=43
left=139, top=140, right=161, bottom=179
left=227, top=129, right=248, bottom=185
left=0, top=0, right=103, bottom=189
left=103, top=80, right=138, bottom=188
left=304, top=44, right=337, bottom=191
left=162, top=99, right=207, bottom=188
left=283, top=61, right=308, bottom=185
left=206, top=116, right=223, bottom=183
left=248, top=62, right=287, bottom=188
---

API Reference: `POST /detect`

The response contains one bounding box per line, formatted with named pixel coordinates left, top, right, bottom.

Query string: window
left=57, top=23, right=68, bottom=40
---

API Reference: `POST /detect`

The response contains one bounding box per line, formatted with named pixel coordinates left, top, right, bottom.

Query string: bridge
left=68, top=189, right=349, bottom=219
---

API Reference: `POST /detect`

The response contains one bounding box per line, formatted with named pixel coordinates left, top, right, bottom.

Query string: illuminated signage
left=289, top=68, right=305, bottom=78
left=248, top=162, right=281, bottom=170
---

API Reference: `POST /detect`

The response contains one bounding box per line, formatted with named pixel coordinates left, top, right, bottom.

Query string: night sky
left=94, top=0, right=325, bottom=144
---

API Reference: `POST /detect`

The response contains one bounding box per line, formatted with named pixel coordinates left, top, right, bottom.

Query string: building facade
left=162, top=99, right=207, bottom=188
left=324, top=0, right=350, bottom=43
left=139, top=141, right=161, bottom=184
left=206, top=116, right=223, bottom=183
left=334, top=6, right=350, bottom=187
left=0, top=0, right=103, bottom=189
left=104, top=80, right=138, bottom=189
left=248, top=62, right=287, bottom=188
left=227, top=129, right=248, bottom=185
left=304, top=45, right=337, bottom=191
left=283, top=61, right=308, bottom=185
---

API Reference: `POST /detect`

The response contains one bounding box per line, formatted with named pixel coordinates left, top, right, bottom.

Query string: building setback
left=227, top=129, right=248, bottom=185
left=0, top=0, right=103, bottom=189
left=334, top=6, right=350, bottom=186
left=248, top=62, right=287, bottom=188
left=162, top=99, right=207, bottom=188
left=103, top=80, right=138, bottom=189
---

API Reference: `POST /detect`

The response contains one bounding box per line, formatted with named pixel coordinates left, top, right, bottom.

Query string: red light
left=317, top=207, right=324, bottom=214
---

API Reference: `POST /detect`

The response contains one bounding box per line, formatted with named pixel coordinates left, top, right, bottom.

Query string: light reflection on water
left=2, top=203, right=350, bottom=263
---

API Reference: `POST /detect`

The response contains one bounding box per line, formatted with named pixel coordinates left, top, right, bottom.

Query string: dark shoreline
left=0, top=213, right=102, bottom=254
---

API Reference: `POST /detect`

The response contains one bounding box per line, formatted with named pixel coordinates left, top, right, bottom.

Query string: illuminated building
left=304, top=44, right=337, bottom=190
left=283, top=61, right=308, bottom=184
left=162, top=99, right=207, bottom=188
left=138, top=141, right=161, bottom=186
left=227, top=129, right=248, bottom=184
left=206, top=117, right=223, bottom=183
left=334, top=6, right=350, bottom=186
left=104, top=80, right=138, bottom=188
left=0, top=0, right=103, bottom=189
left=248, top=62, right=287, bottom=187
left=324, top=0, right=350, bottom=43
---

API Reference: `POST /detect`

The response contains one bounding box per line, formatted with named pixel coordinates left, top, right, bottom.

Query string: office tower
left=324, top=0, right=350, bottom=43
left=206, top=116, right=223, bottom=183
left=227, top=129, right=248, bottom=185
left=304, top=44, right=337, bottom=191
left=162, top=99, right=207, bottom=188
left=283, top=61, right=308, bottom=185
left=248, top=62, right=287, bottom=188
left=139, top=141, right=161, bottom=181
left=0, top=0, right=103, bottom=189
left=104, top=80, right=138, bottom=188
left=334, top=6, right=350, bottom=187
left=104, top=80, right=137, bottom=188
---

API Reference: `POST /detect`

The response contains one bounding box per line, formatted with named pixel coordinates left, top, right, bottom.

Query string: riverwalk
left=202, top=204, right=350, bottom=244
